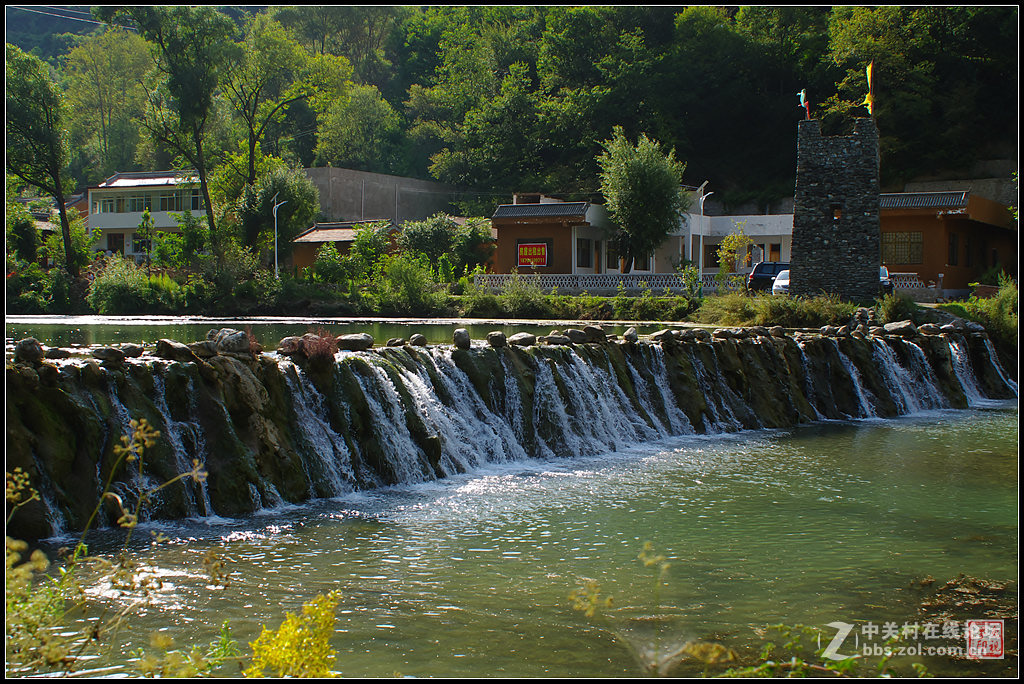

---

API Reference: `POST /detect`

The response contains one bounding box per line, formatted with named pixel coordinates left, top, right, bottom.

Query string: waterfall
left=280, top=360, right=354, bottom=497
left=947, top=337, right=986, bottom=405
left=152, top=370, right=213, bottom=516
left=870, top=339, right=944, bottom=413
left=6, top=330, right=1017, bottom=539
left=982, top=337, right=1018, bottom=396
left=830, top=340, right=876, bottom=418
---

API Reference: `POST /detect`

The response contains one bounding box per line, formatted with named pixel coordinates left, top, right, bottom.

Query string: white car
left=772, top=269, right=790, bottom=295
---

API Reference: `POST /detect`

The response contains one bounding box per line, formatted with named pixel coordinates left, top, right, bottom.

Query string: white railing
left=473, top=272, right=744, bottom=295
left=889, top=272, right=927, bottom=289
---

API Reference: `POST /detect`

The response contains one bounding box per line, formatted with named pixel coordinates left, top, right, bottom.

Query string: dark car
left=746, top=262, right=790, bottom=292
left=880, top=266, right=894, bottom=295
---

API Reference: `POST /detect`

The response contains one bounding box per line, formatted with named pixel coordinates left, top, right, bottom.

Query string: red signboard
left=518, top=242, right=548, bottom=267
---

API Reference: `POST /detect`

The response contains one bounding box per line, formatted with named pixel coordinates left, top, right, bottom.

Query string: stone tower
left=790, top=118, right=881, bottom=300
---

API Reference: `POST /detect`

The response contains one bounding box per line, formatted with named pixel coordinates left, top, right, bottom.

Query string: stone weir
left=6, top=322, right=1017, bottom=541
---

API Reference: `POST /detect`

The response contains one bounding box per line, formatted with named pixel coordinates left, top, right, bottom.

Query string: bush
left=312, top=243, right=351, bottom=284
left=940, top=275, right=1018, bottom=370
left=499, top=270, right=550, bottom=318
left=875, top=293, right=920, bottom=324
left=695, top=292, right=857, bottom=328
left=374, top=253, right=446, bottom=315
left=86, top=256, right=186, bottom=314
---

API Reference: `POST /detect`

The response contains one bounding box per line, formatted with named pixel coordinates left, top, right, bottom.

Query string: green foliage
left=244, top=591, right=342, bottom=678
left=311, top=243, right=352, bottom=284
left=715, top=222, right=754, bottom=289
left=398, top=214, right=495, bottom=279
left=695, top=292, right=857, bottom=328
left=41, top=210, right=98, bottom=274
left=373, top=253, right=447, bottom=315
left=85, top=256, right=201, bottom=314
left=875, top=293, right=921, bottom=324
left=237, top=167, right=320, bottom=258
left=598, top=126, right=688, bottom=272
left=939, top=275, right=1018, bottom=363
left=347, top=221, right=394, bottom=279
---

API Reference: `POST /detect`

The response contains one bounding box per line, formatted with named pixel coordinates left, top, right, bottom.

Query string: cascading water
left=5, top=328, right=1017, bottom=539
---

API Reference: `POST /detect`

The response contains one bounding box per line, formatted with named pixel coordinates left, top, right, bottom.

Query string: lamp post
left=697, top=185, right=714, bottom=281
left=272, top=192, right=288, bottom=279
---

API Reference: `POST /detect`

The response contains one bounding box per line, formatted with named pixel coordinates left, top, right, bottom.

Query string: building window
left=633, top=252, right=652, bottom=272
left=576, top=238, right=593, bottom=269
left=107, top=233, right=125, bottom=254
left=606, top=244, right=619, bottom=271
left=831, top=203, right=843, bottom=221
left=128, top=195, right=149, bottom=213
left=947, top=232, right=959, bottom=266
left=703, top=243, right=720, bottom=269
left=770, top=243, right=782, bottom=261
left=98, top=198, right=116, bottom=214
left=882, top=231, right=923, bottom=264
left=190, top=189, right=202, bottom=211
left=131, top=232, right=150, bottom=254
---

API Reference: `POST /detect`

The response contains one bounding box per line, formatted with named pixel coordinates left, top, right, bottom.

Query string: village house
left=84, top=171, right=201, bottom=263
left=290, top=219, right=397, bottom=271
left=879, top=191, right=1016, bottom=292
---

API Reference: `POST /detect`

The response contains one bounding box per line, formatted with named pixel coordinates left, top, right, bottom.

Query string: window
left=703, top=244, right=720, bottom=269
left=131, top=232, right=150, bottom=254
left=606, top=244, right=619, bottom=271
left=128, top=195, right=149, bottom=213
left=160, top=193, right=183, bottom=212
left=831, top=203, right=843, bottom=221
left=190, top=189, right=202, bottom=211
left=882, top=231, right=923, bottom=264
left=769, top=243, right=782, bottom=262
left=633, top=252, right=652, bottom=272
left=576, top=238, right=593, bottom=269
left=107, top=233, right=125, bottom=254
left=947, top=232, right=959, bottom=266
left=99, top=198, right=116, bottom=214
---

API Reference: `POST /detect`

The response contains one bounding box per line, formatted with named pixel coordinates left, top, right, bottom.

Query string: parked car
left=772, top=269, right=790, bottom=295
left=746, top=261, right=790, bottom=292
left=880, top=266, right=894, bottom=295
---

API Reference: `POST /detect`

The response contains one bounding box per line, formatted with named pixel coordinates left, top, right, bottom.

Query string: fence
left=473, top=272, right=744, bottom=295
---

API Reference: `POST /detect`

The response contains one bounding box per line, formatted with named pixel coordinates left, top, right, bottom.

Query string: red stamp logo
left=965, top=620, right=1004, bottom=659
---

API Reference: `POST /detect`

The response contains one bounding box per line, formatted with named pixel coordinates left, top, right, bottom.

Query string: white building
left=86, top=171, right=202, bottom=262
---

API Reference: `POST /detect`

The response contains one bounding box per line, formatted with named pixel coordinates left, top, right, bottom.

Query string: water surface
left=37, top=405, right=1018, bottom=678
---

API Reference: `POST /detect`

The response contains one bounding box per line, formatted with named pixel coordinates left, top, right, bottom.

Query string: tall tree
left=598, top=126, right=688, bottom=273
left=62, top=27, right=151, bottom=181
left=5, top=44, right=78, bottom=275
left=95, top=6, right=237, bottom=241
left=222, top=14, right=351, bottom=190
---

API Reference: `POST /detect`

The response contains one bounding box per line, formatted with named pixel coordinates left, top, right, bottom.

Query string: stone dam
left=6, top=321, right=1017, bottom=541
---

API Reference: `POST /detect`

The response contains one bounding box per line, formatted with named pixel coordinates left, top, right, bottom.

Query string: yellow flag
left=863, top=61, right=875, bottom=114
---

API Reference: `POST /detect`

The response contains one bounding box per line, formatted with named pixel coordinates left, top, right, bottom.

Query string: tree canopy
left=598, top=127, right=689, bottom=273
left=3, top=5, right=1015, bottom=228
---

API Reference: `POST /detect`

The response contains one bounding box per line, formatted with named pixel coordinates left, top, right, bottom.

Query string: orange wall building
left=880, top=192, right=1016, bottom=291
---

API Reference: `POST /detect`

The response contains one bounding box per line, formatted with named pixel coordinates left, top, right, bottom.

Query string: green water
left=4, top=315, right=668, bottom=349
left=35, top=406, right=1018, bottom=678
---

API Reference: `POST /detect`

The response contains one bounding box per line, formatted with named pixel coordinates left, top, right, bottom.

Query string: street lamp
left=272, top=192, right=288, bottom=279
left=697, top=185, right=714, bottom=280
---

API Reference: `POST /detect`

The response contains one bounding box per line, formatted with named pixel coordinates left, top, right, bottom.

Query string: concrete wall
left=304, top=167, right=460, bottom=224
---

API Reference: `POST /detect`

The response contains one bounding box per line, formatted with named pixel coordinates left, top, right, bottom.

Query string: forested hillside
left=5, top=5, right=1018, bottom=209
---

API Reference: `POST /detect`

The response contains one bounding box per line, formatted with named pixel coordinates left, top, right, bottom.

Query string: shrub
left=695, top=292, right=857, bottom=328
left=875, top=293, right=920, bottom=324
left=312, top=243, right=351, bottom=284
left=499, top=270, right=550, bottom=318
left=86, top=256, right=186, bottom=314
left=374, top=253, right=446, bottom=315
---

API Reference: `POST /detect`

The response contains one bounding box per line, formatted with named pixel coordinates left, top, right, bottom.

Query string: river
left=6, top=317, right=1018, bottom=677
left=31, top=405, right=1019, bottom=678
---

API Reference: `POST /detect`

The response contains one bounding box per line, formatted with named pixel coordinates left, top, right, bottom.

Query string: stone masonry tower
left=790, top=118, right=881, bottom=300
